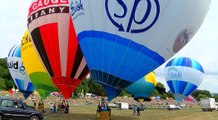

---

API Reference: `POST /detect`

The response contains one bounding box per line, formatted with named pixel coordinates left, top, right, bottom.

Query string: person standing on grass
left=137, top=106, right=140, bottom=116
left=133, top=105, right=137, bottom=116
left=96, top=103, right=102, bottom=119
left=50, top=103, right=53, bottom=114
left=53, top=103, right=56, bottom=113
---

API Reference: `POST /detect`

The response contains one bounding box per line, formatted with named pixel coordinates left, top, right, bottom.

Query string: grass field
left=43, top=105, right=218, bottom=120
left=2, top=92, right=217, bottom=120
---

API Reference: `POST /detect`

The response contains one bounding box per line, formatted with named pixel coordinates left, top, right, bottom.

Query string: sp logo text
left=105, top=0, right=160, bottom=33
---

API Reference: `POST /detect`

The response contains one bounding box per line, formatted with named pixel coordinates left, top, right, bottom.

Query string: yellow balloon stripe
left=21, top=30, right=46, bottom=74
left=21, top=30, right=57, bottom=99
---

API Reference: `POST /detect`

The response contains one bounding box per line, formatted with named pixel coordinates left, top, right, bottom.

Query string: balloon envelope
left=27, top=0, right=89, bottom=99
left=127, top=72, right=157, bottom=102
left=184, top=95, right=197, bottom=103
left=21, top=30, right=58, bottom=99
left=164, top=57, right=204, bottom=102
left=7, top=44, right=34, bottom=99
left=70, top=0, right=210, bottom=100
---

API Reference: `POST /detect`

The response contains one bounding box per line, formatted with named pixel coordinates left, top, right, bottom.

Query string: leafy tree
left=166, top=91, right=175, bottom=99
left=151, top=82, right=168, bottom=100
left=196, top=94, right=208, bottom=101
left=4, top=79, right=14, bottom=90
left=74, top=77, right=107, bottom=97
left=119, top=89, right=131, bottom=97
left=155, top=82, right=166, bottom=95
left=191, top=89, right=212, bottom=101
left=160, top=93, right=167, bottom=100
left=151, top=89, right=160, bottom=96
left=0, top=58, right=15, bottom=90
left=0, top=78, right=6, bottom=90
left=214, top=96, right=218, bottom=102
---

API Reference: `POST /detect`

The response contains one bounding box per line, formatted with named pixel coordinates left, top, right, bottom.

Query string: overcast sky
left=1, top=1, right=218, bottom=93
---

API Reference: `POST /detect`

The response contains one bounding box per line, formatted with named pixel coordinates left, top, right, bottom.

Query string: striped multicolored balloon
left=27, top=0, right=89, bottom=99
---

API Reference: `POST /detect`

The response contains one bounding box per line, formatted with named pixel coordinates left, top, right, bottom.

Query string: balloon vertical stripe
left=21, top=30, right=58, bottom=99
left=40, top=24, right=62, bottom=77
left=166, top=57, right=204, bottom=73
left=78, top=65, right=89, bottom=80
left=71, top=46, right=83, bottom=78
left=31, top=28, right=54, bottom=77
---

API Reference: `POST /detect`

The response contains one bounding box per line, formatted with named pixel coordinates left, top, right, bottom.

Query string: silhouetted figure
left=137, top=107, right=140, bottom=116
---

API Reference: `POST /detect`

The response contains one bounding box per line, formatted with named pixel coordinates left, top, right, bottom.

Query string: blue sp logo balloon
left=105, top=0, right=160, bottom=33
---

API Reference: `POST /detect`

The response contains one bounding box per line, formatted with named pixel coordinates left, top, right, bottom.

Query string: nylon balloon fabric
left=7, top=44, right=34, bottom=99
left=27, top=0, right=89, bottom=99
left=127, top=72, right=157, bottom=102
left=164, top=57, right=204, bottom=102
left=21, top=30, right=58, bottom=99
left=70, top=0, right=211, bottom=100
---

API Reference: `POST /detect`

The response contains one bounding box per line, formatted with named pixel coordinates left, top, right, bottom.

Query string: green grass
left=43, top=105, right=218, bottom=120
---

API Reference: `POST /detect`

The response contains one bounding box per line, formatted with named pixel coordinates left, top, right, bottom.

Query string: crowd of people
left=18, top=92, right=198, bottom=118
left=31, top=96, right=70, bottom=115
left=49, top=100, right=69, bottom=114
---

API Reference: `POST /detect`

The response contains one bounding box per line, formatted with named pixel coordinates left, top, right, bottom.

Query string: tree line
left=0, top=58, right=217, bottom=101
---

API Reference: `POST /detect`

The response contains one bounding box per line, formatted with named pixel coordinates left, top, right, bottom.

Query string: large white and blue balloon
left=164, top=57, right=204, bottom=102
left=70, top=0, right=210, bottom=100
left=7, top=44, right=34, bottom=99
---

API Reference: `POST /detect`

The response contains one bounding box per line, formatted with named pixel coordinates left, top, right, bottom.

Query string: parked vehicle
left=165, top=104, right=180, bottom=110
left=108, top=103, right=117, bottom=108
left=129, top=104, right=146, bottom=111
left=117, top=102, right=129, bottom=109
left=0, top=96, right=43, bottom=120
left=200, top=98, right=217, bottom=111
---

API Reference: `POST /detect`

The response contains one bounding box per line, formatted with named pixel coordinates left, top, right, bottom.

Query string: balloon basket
left=96, top=111, right=111, bottom=120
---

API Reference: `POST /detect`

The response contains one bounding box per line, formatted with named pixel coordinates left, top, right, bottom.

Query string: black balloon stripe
left=71, top=46, right=83, bottom=78
left=31, top=28, right=54, bottom=77
left=78, top=65, right=89, bottom=80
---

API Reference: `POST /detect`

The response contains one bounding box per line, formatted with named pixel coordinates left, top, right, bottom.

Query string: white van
left=200, top=98, right=216, bottom=111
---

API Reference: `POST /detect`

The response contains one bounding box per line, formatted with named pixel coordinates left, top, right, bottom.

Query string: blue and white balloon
left=70, top=0, right=210, bottom=100
left=7, top=44, right=34, bottom=99
left=164, top=57, right=204, bottom=102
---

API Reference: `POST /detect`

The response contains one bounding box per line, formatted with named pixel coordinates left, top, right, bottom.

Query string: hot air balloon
left=127, top=72, right=157, bottom=103
left=164, top=57, right=204, bottom=102
left=27, top=0, right=89, bottom=99
left=69, top=0, right=211, bottom=100
left=7, top=44, right=34, bottom=99
left=184, top=95, right=197, bottom=103
left=21, top=30, right=58, bottom=99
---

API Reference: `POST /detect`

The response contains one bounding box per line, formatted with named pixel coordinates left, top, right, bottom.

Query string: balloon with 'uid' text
left=7, top=44, right=34, bottom=99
